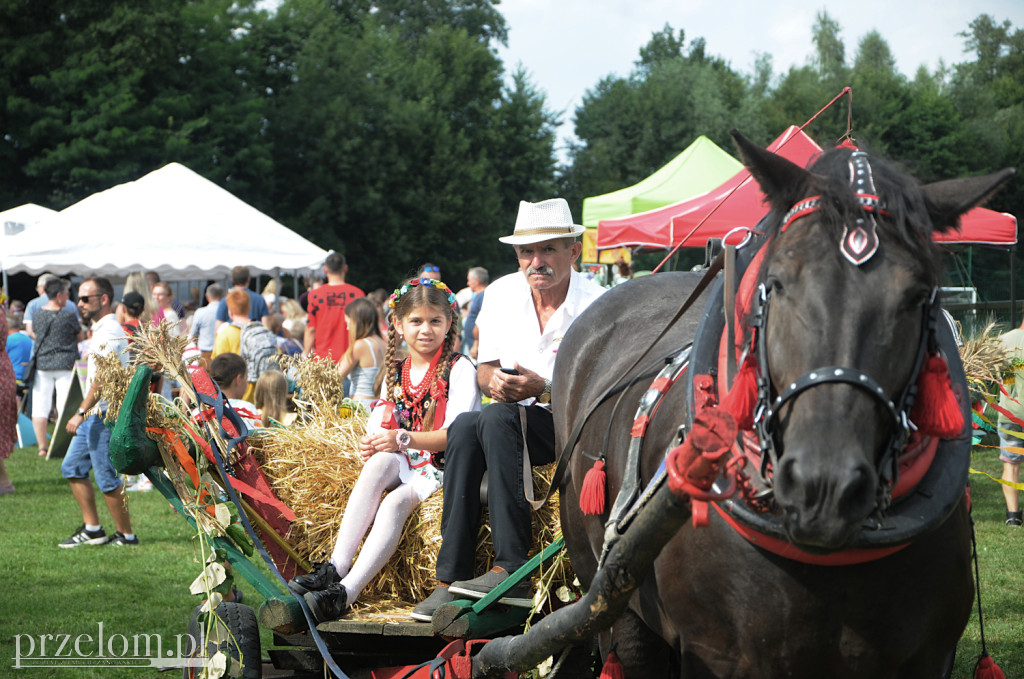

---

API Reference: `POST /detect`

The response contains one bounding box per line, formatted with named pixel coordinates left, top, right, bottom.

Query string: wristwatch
left=537, top=380, right=552, bottom=405
left=396, top=429, right=412, bottom=451
left=76, top=408, right=87, bottom=417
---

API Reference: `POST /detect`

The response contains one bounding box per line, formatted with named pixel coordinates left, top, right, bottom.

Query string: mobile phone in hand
left=500, top=367, right=520, bottom=375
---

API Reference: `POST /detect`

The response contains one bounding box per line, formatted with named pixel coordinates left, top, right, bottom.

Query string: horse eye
left=766, top=276, right=784, bottom=295
left=905, top=286, right=931, bottom=308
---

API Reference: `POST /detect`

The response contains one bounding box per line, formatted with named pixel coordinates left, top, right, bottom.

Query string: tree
left=0, top=0, right=270, bottom=209
left=257, top=0, right=555, bottom=289
left=563, top=25, right=747, bottom=214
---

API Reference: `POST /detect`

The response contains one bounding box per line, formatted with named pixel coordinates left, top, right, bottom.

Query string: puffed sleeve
left=441, top=357, right=482, bottom=429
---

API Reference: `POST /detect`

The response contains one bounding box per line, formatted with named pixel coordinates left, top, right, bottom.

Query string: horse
left=469, top=132, right=1014, bottom=679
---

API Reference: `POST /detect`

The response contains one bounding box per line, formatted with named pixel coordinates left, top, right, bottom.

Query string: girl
left=253, top=369, right=292, bottom=428
left=288, top=278, right=480, bottom=622
left=337, top=297, right=387, bottom=408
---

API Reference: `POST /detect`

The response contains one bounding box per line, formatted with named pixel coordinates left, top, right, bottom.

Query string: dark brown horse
left=471, top=133, right=1014, bottom=678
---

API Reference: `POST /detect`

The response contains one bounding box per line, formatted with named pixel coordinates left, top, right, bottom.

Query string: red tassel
left=720, top=360, right=758, bottom=430
left=599, top=651, right=625, bottom=679
left=975, top=653, right=1006, bottom=679
left=911, top=352, right=964, bottom=438
left=579, top=459, right=606, bottom=516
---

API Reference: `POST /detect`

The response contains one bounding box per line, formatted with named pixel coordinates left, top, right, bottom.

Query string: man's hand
left=487, top=363, right=545, bottom=403
left=66, top=413, right=84, bottom=435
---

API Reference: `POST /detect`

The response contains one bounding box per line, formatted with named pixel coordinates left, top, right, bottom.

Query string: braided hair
left=379, top=278, right=460, bottom=431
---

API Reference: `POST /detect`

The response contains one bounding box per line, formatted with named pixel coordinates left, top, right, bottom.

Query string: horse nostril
left=775, top=457, right=814, bottom=505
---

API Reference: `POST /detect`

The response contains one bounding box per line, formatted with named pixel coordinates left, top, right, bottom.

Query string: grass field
left=0, top=437, right=1020, bottom=678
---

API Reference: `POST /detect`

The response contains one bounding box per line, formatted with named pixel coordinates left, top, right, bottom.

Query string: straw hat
left=498, top=198, right=585, bottom=245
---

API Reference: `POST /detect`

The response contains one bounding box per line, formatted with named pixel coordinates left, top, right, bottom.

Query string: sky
left=494, top=0, right=1024, bottom=157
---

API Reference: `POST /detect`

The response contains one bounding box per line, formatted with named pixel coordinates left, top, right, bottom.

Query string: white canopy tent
left=2, top=203, right=58, bottom=293
left=2, top=163, right=328, bottom=282
left=2, top=203, right=56, bottom=235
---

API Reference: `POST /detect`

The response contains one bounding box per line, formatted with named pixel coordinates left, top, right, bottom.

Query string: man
left=304, top=252, right=364, bottom=362
left=412, top=198, right=604, bottom=620
left=189, top=283, right=225, bottom=364
left=60, top=277, right=137, bottom=547
left=213, top=290, right=250, bottom=359
left=418, top=263, right=442, bottom=281
left=998, top=320, right=1024, bottom=526
left=24, top=273, right=78, bottom=338
left=216, top=266, right=270, bottom=327
left=461, top=267, right=488, bottom=359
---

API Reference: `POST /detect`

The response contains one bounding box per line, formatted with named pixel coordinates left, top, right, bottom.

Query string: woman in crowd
left=30, top=278, right=82, bottom=458
left=337, top=297, right=386, bottom=408
left=0, top=304, right=18, bottom=494
left=151, top=282, right=187, bottom=336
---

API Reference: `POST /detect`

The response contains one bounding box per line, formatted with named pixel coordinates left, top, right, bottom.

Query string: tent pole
left=1011, top=246, right=1017, bottom=328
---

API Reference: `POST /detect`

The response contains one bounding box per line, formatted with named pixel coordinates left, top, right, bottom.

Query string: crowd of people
left=0, top=195, right=607, bottom=627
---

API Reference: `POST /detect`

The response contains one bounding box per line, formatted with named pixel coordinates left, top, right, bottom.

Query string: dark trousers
left=435, top=403, right=556, bottom=583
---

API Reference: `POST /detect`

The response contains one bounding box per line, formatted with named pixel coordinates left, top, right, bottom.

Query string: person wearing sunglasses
left=59, top=277, right=138, bottom=547
left=417, top=263, right=442, bottom=281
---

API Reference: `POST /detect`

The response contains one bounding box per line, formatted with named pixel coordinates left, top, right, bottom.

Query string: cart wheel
left=184, top=602, right=262, bottom=679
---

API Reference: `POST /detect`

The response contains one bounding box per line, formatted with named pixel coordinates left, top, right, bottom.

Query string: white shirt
left=190, top=303, right=219, bottom=351
left=86, top=313, right=129, bottom=398
left=476, top=268, right=604, bottom=400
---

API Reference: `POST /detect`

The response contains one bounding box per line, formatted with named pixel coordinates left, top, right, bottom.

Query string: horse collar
left=778, top=151, right=889, bottom=266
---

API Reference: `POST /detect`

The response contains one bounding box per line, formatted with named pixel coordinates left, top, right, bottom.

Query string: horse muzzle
left=773, top=452, right=878, bottom=552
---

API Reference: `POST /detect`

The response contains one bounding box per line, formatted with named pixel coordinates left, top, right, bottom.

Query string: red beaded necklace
left=399, top=349, right=443, bottom=405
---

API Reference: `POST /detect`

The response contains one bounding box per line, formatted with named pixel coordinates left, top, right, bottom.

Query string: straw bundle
left=959, top=321, right=1010, bottom=399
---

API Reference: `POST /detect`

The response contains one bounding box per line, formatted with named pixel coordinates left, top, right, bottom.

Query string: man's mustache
left=526, top=265, right=554, bottom=276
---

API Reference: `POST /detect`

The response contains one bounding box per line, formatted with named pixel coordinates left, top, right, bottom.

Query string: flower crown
left=388, top=278, right=458, bottom=312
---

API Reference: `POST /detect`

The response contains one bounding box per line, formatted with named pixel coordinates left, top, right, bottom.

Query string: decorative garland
left=387, top=277, right=458, bottom=312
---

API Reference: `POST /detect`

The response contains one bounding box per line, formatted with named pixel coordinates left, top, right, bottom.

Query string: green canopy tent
left=580, top=136, right=742, bottom=266
left=581, top=136, right=742, bottom=227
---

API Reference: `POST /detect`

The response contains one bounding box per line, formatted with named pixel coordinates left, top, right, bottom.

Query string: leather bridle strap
left=539, top=250, right=726, bottom=505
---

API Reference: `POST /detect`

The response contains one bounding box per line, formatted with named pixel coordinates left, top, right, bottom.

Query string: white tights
left=329, top=453, right=421, bottom=605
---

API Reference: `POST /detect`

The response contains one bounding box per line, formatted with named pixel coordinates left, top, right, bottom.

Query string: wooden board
left=47, top=374, right=83, bottom=460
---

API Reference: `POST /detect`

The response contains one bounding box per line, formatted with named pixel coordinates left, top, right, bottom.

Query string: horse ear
left=920, top=167, right=1016, bottom=232
left=730, top=129, right=814, bottom=210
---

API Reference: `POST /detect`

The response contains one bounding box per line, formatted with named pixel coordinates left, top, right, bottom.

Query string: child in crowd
left=209, top=353, right=262, bottom=431
left=253, top=369, right=293, bottom=428
left=288, top=279, right=480, bottom=622
left=337, top=297, right=387, bottom=408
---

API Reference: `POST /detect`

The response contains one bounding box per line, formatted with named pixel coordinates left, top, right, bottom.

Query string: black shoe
left=289, top=561, right=340, bottom=595
left=1007, top=510, right=1023, bottom=527
left=410, top=586, right=456, bottom=622
left=107, top=531, right=139, bottom=546
left=449, top=568, right=534, bottom=608
left=59, top=525, right=109, bottom=548
left=303, top=582, right=348, bottom=623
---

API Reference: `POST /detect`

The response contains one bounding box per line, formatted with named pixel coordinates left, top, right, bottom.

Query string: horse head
left=731, top=130, right=1014, bottom=552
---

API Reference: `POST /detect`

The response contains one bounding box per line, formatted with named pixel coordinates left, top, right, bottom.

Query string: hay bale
left=252, top=415, right=568, bottom=609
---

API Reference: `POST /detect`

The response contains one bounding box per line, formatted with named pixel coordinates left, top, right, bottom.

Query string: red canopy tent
left=597, top=126, right=1017, bottom=250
